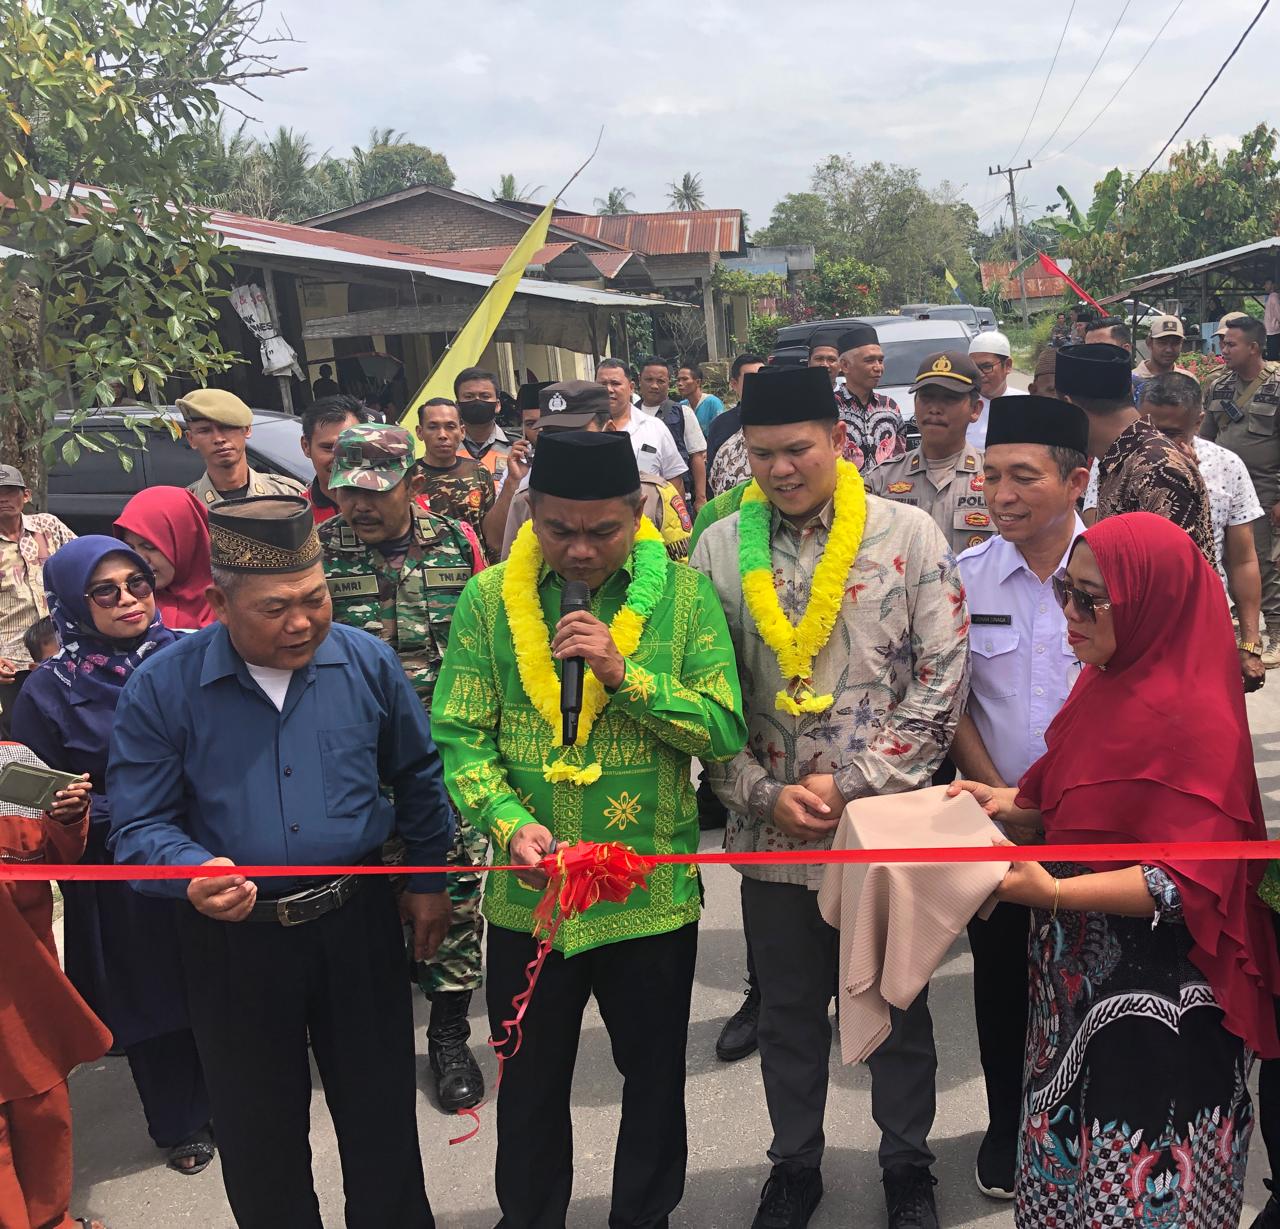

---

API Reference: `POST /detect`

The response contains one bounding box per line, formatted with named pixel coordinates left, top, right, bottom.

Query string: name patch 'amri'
left=327, top=574, right=380, bottom=598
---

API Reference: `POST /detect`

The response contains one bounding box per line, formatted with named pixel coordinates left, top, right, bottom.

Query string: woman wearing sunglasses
left=9, top=537, right=214, bottom=1177
left=953, top=511, right=1280, bottom=1228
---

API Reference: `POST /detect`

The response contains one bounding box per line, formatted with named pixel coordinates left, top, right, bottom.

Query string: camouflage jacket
left=319, top=506, right=481, bottom=703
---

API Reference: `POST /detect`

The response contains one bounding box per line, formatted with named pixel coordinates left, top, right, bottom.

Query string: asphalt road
left=65, top=668, right=1280, bottom=1229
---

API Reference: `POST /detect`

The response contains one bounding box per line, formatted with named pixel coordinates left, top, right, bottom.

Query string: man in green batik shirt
left=431, top=429, right=746, bottom=1229
left=318, top=422, right=488, bottom=1117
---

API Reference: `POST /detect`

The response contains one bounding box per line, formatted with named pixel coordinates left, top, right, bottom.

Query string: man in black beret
left=949, top=395, right=1092, bottom=1201
left=1057, top=343, right=1214, bottom=562
left=107, top=495, right=454, bottom=1227
left=692, top=365, right=969, bottom=1229
left=431, top=431, right=746, bottom=1229
left=834, top=324, right=909, bottom=472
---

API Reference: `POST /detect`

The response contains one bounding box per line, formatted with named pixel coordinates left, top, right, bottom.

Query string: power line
left=1008, top=0, right=1078, bottom=164
left=1041, top=0, right=1187, bottom=165
left=1027, top=0, right=1135, bottom=163
left=1130, top=0, right=1270, bottom=191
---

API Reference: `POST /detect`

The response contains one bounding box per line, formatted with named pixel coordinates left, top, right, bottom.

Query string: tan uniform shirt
left=1201, top=360, right=1280, bottom=507
left=188, top=466, right=306, bottom=508
left=865, top=444, right=994, bottom=557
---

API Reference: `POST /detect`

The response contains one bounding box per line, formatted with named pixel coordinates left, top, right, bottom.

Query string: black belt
left=246, top=872, right=363, bottom=927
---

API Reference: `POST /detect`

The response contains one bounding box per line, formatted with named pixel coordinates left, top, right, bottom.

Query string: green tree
left=804, top=256, right=886, bottom=318
left=492, top=173, right=543, bottom=202
left=667, top=172, right=705, bottom=211
left=595, top=187, right=635, bottom=215
left=0, top=0, right=292, bottom=492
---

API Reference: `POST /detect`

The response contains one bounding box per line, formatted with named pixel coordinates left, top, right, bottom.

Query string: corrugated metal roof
left=406, top=243, right=577, bottom=274
left=587, top=251, right=637, bottom=278
left=981, top=260, right=1068, bottom=299
left=554, top=210, right=743, bottom=257
left=1124, top=236, right=1280, bottom=283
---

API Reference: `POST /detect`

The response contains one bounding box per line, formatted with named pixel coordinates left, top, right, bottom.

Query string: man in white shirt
left=952, top=395, right=1092, bottom=1202
left=966, top=332, right=1026, bottom=449
left=1085, top=371, right=1265, bottom=693
left=1266, top=279, right=1280, bottom=361
left=596, top=359, right=690, bottom=487
left=637, top=356, right=708, bottom=509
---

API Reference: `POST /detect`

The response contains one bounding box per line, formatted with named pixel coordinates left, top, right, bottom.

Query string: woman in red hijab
left=114, top=487, right=214, bottom=631
left=956, top=512, right=1280, bottom=1229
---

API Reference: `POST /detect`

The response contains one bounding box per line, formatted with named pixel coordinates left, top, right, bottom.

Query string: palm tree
left=667, top=172, right=705, bottom=211
left=492, top=172, right=545, bottom=203
left=594, top=187, right=635, bottom=215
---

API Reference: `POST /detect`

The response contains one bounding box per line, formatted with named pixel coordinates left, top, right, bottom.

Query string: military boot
left=427, top=990, right=485, bottom=1112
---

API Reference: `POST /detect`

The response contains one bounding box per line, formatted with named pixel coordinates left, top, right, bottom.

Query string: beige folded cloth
left=817, top=786, right=1010, bottom=1065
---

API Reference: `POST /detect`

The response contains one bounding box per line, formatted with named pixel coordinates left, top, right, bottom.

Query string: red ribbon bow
left=450, top=840, right=652, bottom=1144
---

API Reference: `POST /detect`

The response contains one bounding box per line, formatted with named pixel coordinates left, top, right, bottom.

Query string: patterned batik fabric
left=1016, top=863, right=1254, bottom=1229
left=1094, top=419, right=1216, bottom=566
left=691, top=494, right=970, bottom=887
left=833, top=386, right=909, bottom=472
left=430, top=556, right=746, bottom=956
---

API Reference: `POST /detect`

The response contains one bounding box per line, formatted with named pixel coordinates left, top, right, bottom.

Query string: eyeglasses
left=974, top=361, right=1005, bottom=375
left=1051, top=572, right=1112, bottom=622
left=85, top=573, right=154, bottom=610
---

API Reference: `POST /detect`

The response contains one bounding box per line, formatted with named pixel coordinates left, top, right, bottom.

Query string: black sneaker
left=1250, top=1180, right=1280, bottom=1229
left=715, top=981, right=760, bottom=1061
left=751, top=1164, right=822, bottom=1229
left=974, top=1128, right=1016, bottom=1200
left=883, top=1165, right=938, bottom=1229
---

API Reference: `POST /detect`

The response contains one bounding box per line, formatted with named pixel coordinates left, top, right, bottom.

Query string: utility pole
left=989, top=161, right=1031, bottom=328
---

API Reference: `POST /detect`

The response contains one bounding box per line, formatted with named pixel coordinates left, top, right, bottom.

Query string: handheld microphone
left=560, top=580, right=590, bottom=747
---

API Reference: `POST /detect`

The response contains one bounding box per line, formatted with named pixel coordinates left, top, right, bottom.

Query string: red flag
left=1037, top=251, right=1105, bottom=314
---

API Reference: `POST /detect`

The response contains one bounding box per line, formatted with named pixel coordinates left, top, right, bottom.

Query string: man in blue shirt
left=107, top=495, right=453, bottom=1229
left=677, top=361, right=725, bottom=433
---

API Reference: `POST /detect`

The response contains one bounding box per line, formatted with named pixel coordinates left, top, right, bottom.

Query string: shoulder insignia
left=888, top=480, right=914, bottom=494
left=339, top=526, right=359, bottom=548
left=908, top=453, right=922, bottom=471
left=964, top=511, right=991, bottom=528
left=204, top=489, right=216, bottom=504
left=963, top=455, right=977, bottom=471
left=253, top=479, right=266, bottom=494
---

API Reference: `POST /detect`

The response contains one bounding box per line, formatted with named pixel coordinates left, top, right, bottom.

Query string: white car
left=869, top=318, right=973, bottom=422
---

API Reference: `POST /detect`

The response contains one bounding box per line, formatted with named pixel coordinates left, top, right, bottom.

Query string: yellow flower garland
left=738, top=459, right=867, bottom=714
left=502, top=517, right=665, bottom=785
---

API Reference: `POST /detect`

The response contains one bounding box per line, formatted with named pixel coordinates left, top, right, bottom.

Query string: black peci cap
left=528, top=430, right=640, bottom=500
left=739, top=367, right=838, bottom=427
left=985, top=395, right=1090, bottom=454
left=1055, top=343, right=1133, bottom=401
left=835, top=324, right=879, bottom=354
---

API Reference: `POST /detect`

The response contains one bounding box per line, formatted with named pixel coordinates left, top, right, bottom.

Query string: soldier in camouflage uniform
left=320, top=423, right=488, bottom=1113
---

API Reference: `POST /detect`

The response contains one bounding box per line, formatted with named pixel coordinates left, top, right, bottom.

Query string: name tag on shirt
left=424, top=568, right=471, bottom=587
left=971, top=613, right=1012, bottom=626
left=327, top=574, right=379, bottom=598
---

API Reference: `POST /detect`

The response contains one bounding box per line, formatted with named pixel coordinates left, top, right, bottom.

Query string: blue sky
left=248, top=0, right=1274, bottom=232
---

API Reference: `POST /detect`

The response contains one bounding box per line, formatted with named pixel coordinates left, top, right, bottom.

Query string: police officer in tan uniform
left=1200, top=315, right=1280, bottom=664
left=180, top=389, right=305, bottom=507
left=867, top=351, right=995, bottom=555
left=500, top=381, right=693, bottom=560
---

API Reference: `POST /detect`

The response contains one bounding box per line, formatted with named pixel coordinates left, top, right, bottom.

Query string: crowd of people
left=3, top=308, right=1280, bottom=1229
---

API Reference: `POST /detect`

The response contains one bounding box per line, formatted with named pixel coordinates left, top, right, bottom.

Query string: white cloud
left=249, top=0, right=1274, bottom=228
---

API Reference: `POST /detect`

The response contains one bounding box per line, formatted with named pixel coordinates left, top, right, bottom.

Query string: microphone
left=560, top=580, right=590, bottom=747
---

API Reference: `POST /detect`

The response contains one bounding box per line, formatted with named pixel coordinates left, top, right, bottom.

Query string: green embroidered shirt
left=431, top=556, right=746, bottom=955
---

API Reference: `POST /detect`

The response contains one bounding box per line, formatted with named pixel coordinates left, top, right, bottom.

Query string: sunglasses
left=1051, top=572, right=1112, bottom=622
left=85, top=573, right=154, bottom=610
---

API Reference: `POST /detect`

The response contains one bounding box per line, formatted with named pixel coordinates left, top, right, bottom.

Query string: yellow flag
left=401, top=200, right=555, bottom=447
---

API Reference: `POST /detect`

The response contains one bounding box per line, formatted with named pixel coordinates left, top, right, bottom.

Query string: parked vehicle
left=46, top=406, right=313, bottom=535
left=768, top=315, right=907, bottom=368
left=899, top=303, right=1000, bottom=338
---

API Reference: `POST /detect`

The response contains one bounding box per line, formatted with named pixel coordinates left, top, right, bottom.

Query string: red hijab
left=114, top=487, right=215, bottom=630
left=1018, top=512, right=1280, bottom=1057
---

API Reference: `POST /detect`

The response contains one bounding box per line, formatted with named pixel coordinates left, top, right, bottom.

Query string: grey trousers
left=742, top=876, right=937, bottom=1172
left=1252, top=514, right=1280, bottom=631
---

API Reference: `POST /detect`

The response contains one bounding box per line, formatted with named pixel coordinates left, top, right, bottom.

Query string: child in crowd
left=22, top=617, right=57, bottom=665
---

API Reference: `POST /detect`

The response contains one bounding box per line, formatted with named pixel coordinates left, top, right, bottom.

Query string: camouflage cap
left=328, top=423, right=416, bottom=492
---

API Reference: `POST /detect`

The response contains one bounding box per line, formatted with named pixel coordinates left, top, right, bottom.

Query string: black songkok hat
left=807, top=328, right=844, bottom=355
left=516, top=380, right=553, bottom=412
left=209, top=495, right=322, bottom=574
left=529, top=430, right=640, bottom=500
left=739, top=367, right=838, bottom=427
left=985, top=395, right=1089, bottom=455
left=1055, top=343, right=1133, bottom=401
left=835, top=323, right=879, bottom=354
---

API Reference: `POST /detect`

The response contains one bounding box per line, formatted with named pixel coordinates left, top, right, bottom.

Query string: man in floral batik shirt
left=431, top=429, right=745, bottom=1229
left=692, top=365, right=969, bottom=1229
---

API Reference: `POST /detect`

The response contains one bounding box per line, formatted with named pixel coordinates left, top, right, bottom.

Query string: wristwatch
left=1239, top=640, right=1264, bottom=657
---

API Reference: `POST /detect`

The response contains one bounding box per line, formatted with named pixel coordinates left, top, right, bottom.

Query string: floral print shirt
left=0, top=514, right=76, bottom=666
left=691, top=493, right=971, bottom=886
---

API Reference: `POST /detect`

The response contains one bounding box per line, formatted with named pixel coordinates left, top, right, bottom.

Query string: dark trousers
left=1268, top=334, right=1280, bottom=361
left=967, top=902, right=1031, bottom=1139
left=742, top=877, right=937, bottom=1172
left=177, top=879, right=432, bottom=1229
left=485, top=920, right=698, bottom=1229
left=1259, top=912, right=1280, bottom=1183
left=125, top=1027, right=211, bottom=1148
left=0, top=670, right=31, bottom=739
